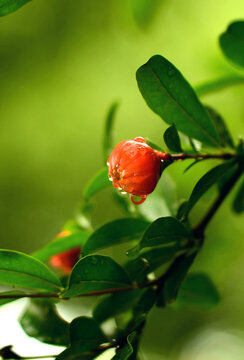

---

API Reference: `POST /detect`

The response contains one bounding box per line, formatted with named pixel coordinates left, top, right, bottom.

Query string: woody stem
left=157, top=151, right=235, bottom=161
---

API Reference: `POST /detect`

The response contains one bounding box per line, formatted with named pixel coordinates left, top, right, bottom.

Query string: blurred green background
left=0, top=0, right=244, bottom=359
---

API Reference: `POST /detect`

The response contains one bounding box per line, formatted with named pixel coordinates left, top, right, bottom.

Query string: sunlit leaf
left=136, top=55, right=219, bottom=147
left=82, top=218, right=149, bottom=256
left=103, top=101, right=119, bottom=163
left=0, top=250, right=62, bottom=292
left=61, top=255, right=132, bottom=298
left=174, top=272, right=220, bottom=309
left=0, top=0, right=31, bottom=17
left=83, top=167, right=110, bottom=201
left=20, top=299, right=69, bottom=346
left=219, top=21, right=244, bottom=68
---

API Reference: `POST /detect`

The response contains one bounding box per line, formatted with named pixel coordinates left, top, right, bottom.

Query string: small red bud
left=49, top=230, right=81, bottom=274
left=107, top=137, right=166, bottom=204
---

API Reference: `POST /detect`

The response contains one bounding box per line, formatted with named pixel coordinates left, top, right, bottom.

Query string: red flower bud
left=49, top=230, right=81, bottom=274
left=107, top=137, right=167, bottom=204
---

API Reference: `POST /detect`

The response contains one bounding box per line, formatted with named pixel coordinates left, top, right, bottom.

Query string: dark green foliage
left=164, top=124, right=183, bottom=152
left=112, top=332, right=136, bottom=359
left=174, top=272, right=220, bottom=309
left=205, top=106, right=234, bottom=148
left=0, top=0, right=31, bottom=16
left=184, top=160, right=236, bottom=217
left=20, top=299, right=69, bottom=346
left=136, top=55, right=219, bottom=147
left=157, top=252, right=197, bottom=306
left=82, top=218, right=149, bottom=256
left=134, top=216, right=193, bottom=251
left=56, top=317, right=107, bottom=360
left=232, top=179, right=244, bottom=213
left=61, top=255, right=132, bottom=298
left=219, top=21, right=244, bottom=68
left=93, top=290, right=142, bottom=323
left=0, top=250, right=62, bottom=292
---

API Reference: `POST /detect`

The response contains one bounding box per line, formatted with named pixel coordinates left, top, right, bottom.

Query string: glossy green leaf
left=0, top=0, right=31, bottom=16
left=0, top=291, right=23, bottom=307
left=232, top=179, right=244, bottom=213
left=133, top=216, right=192, bottom=252
left=112, top=332, right=136, bottom=360
left=33, top=230, right=90, bottom=262
left=0, top=250, right=62, bottom=292
left=184, top=160, right=236, bottom=217
left=20, top=299, right=69, bottom=346
left=136, top=55, right=219, bottom=147
left=83, top=167, right=110, bottom=201
left=219, top=21, right=244, bottom=68
left=174, top=272, right=220, bottom=309
left=93, top=290, right=142, bottom=324
left=61, top=255, right=132, bottom=298
left=82, top=218, right=149, bottom=256
left=158, top=252, right=197, bottom=306
left=125, top=245, right=180, bottom=284
left=205, top=106, right=234, bottom=148
left=126, top=288, right=157, bottom=333
left=56, top=316, right=107, bottom=360
left=103, top=101, right=119, bottom=163
left=164, top=124, right=183, bottom=152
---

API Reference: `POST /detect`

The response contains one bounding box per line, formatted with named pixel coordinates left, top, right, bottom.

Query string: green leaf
left=219, top=21, right=244, bottom=68
left=93, top=290, right=142, bottom=324
left=0, top=0, right=31, bottom=16
left=232, top=179, right=244, bottom=213
left=32, top=230, right=90, bottom=262
left=112, top=332, right=136, bottom=360
left=83, top=167, right=110, bottom=201
left=158, top=252, right=197, bottom=306
left=184, top=160, right=236, bottom=217
left=0, top=250, right=62, bottom=292
left=0, top=291, right=24, bottom=307
left=133, top=216, right=192, bottom=252
left=61, top=255, right=132, bottom=298
left=82, top=218, right=149, bottom=256
left=130, top=0, right=161, bottom=29
left=205, top=106, right=234, bottom=148
left=125, top=245, right=180, bottom=283
left=164, top=124, right=183, bottom=152
left=136, top=55, right=219, bottom=147
left=56, top=316, right=107, bottom=360
left=174, top=272, right=220, bottom=309
left=103, top=101, right=119, bottom=163
left=20, top=299, right=69, bottom=346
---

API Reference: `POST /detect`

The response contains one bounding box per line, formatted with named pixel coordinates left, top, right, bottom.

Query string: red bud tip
left=107, top=137, right=166, bottom=204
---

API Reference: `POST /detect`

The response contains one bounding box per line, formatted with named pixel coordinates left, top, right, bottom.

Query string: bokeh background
left=0, top=0, right=244, bottom=359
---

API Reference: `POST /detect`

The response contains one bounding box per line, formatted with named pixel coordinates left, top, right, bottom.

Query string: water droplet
left=108, top=176, right=113, bottom=182
left=126, top=245, right=140, bottom=259
left=167, top=67, right=175, bottom=77
left=130, top=194, right=147, bottom=205
left=106, top=162, right=110, bottom=166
